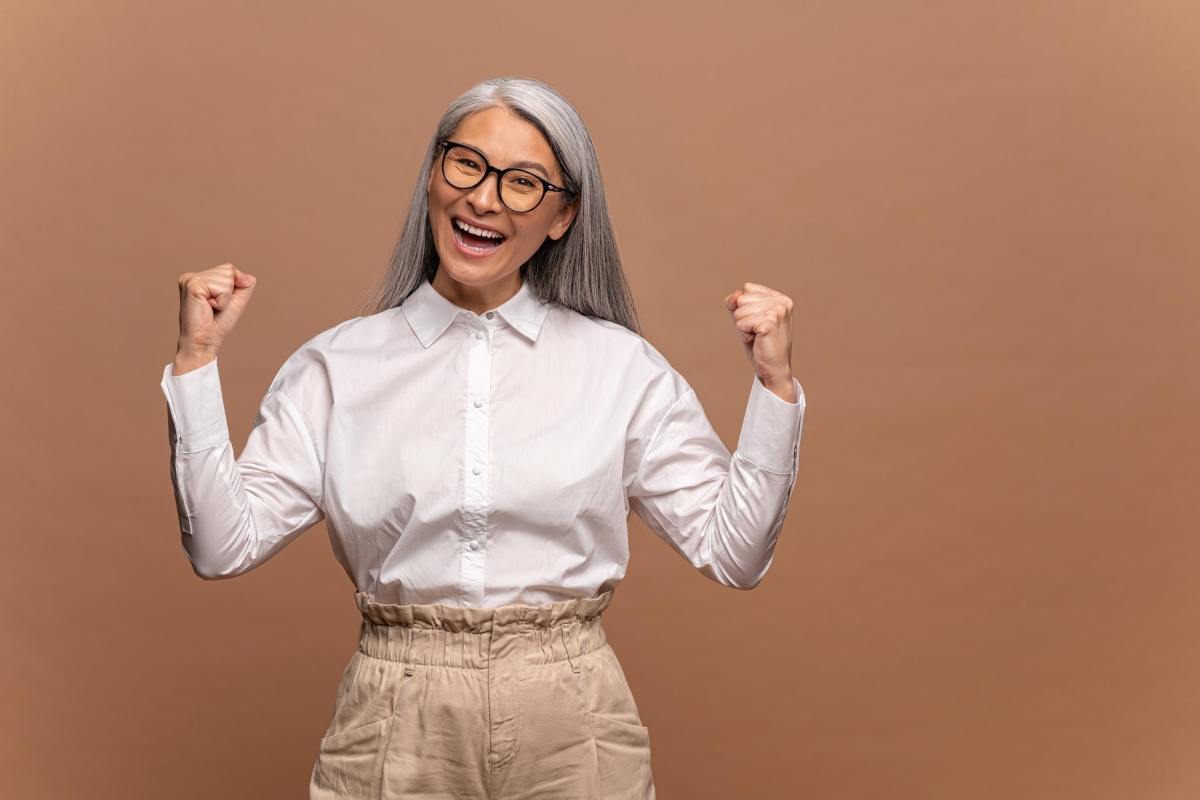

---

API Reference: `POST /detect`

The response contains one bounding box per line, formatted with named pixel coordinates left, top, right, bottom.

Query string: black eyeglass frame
left=439, top=140, right=574, bottom=213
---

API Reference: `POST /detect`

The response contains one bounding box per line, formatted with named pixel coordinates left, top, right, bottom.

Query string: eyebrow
left=508, top=160, right=553, bottom=180
left=459, top=142, right=553, bottom=181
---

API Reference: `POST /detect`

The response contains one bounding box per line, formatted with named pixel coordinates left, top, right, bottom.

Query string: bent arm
left=162, top=359, right=324, bottom=579
left=628, top=376, right=805, bottom=589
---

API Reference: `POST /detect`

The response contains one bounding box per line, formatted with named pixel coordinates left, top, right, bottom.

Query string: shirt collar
left=402, top=278, right=549, bottom=348
left=495, top=279, right=551, bottom=342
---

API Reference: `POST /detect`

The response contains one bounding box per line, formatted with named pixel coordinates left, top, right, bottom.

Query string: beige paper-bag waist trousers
left=309, top=590, right=655, bottom=800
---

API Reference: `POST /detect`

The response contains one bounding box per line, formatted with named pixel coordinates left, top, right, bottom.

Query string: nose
left=465, top=169, right=504, bottom=216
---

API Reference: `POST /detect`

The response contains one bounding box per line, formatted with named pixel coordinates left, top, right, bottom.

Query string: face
left=427, top=106, right=578, bottom=291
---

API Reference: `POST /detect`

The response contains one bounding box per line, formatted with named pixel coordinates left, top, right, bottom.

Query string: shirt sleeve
left=161, top=356, right=327, bottom=580
left=627, top=375, right=805, bottom=589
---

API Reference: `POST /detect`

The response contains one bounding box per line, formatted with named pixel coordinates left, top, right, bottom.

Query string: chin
left=439, top=245, right=513, bottom=283
left=437, top=254, right=515, bottom=287
left=434, top=224, right=524, bottom=288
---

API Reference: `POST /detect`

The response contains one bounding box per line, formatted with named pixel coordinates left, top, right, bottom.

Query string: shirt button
left=474, top=399, right=482, bottom=408
left=485, top=311, right=494, bottom=319
left=472, top=466, right=481, bottom=475
left=468, top=541, right=480, bottom=551
left=475, top=332, right=483, bottom=340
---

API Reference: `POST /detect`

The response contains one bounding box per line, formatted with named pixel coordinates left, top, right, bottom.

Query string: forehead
left=451, top=107, right=558, bottom=179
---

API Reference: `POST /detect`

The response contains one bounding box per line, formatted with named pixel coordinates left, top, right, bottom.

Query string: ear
left=547, top=195, right=580, bottom=241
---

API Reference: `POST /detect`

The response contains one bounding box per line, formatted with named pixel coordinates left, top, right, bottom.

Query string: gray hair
left=366, top=77, right=641, bottom=334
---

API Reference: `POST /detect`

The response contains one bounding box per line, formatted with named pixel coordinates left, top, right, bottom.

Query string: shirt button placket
left=459, top=320, right=491, bottom=607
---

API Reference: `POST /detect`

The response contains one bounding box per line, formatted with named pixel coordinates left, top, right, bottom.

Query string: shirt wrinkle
left=269, top=390, right=326, bottom=506
left=733, top=447, right=796, bottom=477
left=632, top=386, right=695, bottom=490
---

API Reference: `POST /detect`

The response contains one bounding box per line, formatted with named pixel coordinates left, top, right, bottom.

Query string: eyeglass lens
left=443, top=145, right=547, bottom=212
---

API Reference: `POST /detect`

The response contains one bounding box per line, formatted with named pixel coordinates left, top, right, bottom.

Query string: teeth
left=454, top=219, right=503, bottom=239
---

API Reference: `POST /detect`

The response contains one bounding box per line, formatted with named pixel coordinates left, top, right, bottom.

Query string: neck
left=430, top=267, right=522, bottom=315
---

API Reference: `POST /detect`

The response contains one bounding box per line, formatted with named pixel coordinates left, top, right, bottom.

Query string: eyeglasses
left=439, top=140, right=573, bottom=213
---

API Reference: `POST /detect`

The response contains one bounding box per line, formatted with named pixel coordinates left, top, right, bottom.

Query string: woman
left=161, top=77, right=804, bottom=800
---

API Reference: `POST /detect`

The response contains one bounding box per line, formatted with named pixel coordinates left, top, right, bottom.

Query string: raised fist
left=173, top=263, right=256, bottom=375
left=724, top=282, right=795, bottom=403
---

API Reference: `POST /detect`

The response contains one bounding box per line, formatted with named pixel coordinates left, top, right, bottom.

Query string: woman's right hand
left=173, top=263, right=256, bottom=376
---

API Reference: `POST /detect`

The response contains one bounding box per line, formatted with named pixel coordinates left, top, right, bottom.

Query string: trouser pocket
left=311, top=716, right=392, bottom=800
left=590, top=713, right=654, bottom=798
left=309, top=651, right=397, bottom=800
left=578, top=644, right=655, bottom=799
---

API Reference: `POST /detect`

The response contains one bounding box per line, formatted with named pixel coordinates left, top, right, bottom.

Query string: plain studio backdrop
left=2, top=2, right=1198, bottom=798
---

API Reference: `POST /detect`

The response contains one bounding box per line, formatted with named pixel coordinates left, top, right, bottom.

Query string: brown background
left=2, top=1, right=1198, bottom=797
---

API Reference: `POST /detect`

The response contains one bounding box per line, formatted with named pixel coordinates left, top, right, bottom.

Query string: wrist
left=758, top=372, right=795, bottom=403
left=173, top=341, right=217, bottom=376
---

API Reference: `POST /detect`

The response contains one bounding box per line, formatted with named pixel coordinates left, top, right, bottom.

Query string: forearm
left=707, top=375, right=805, bottom=587
left=162, top=359, right=324, bottom=580
left=629, top=376, right=804, bottom=588
left=171, top=443, right=278, bottom=579
left=693, top=450, right=798, bottom=589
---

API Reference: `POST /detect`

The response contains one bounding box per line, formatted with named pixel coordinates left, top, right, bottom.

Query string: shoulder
left=306, top=306, right=411, bottom=354
left=268, top=307, right=411, bottom=394
left=543, top=305, right=664, bottom=363
left=543, top=304, right=692, bottom=401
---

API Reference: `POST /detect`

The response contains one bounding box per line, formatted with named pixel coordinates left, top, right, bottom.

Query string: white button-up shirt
left=160, top=279, right=806, bottom=608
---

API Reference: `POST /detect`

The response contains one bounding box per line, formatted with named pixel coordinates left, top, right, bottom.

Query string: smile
left=452, top=217, right=506, bottom=254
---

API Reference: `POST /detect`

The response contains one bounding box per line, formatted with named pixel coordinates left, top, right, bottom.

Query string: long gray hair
left=366, top=77, right=641, bottom=334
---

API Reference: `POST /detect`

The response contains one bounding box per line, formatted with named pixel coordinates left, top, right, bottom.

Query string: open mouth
left=452, top=217, right=506, bottom=254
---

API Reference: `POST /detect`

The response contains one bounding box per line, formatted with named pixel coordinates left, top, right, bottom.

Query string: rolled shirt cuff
left=735, top=376, right=805, bottom=474
left=160, top=359, right=230, bottom=453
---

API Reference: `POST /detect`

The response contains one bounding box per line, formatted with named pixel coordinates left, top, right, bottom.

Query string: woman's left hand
left=724, top=282, right=795, bottom=403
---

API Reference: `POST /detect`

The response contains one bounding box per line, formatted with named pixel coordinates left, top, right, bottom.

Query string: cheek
left=427, top=183, right=448, bottom=218
left=426, top=192, right=457, bottom=247
left=510, top=211, right=557, bottom=248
